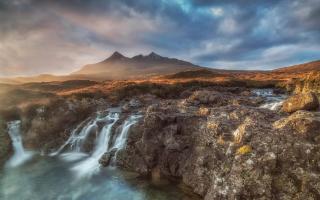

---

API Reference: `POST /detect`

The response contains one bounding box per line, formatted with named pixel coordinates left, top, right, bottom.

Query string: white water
left=252, top=89, right=286, bottom=111
left=260, top=100, right=284, bottom=111
left=49, top=113, right=111, bottom=157
left=71, top=112, right=120, bottom=177
left=50, top=111, right=142, bottom=178
left=112, top=115, right=142, bottom=151
left=49, top=119, right=90, bottom=156
left=6, top=120, right=33, bottom=167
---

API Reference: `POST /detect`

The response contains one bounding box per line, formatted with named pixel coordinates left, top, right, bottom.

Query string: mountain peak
left=106, top=51, right=126, bottom=61
left=145, top=52, right=163, bottom=60
left=148, top=52, right=161, bottom=57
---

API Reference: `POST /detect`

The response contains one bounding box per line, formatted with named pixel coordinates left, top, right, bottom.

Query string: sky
left=0, top=0, right=319, bottom=77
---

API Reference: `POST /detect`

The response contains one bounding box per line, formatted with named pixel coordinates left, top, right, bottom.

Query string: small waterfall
left=111, top=115, right=142, bottom=152
left=253, top=89, right=286, bottom=111
left=6, top=120, right=33, bottom=167
left=71, top=112, right=120, bottom=177
left=50, top=113, right=111, bottom=158
left=49, top=118, right=90, bottom=156
left=51, top=110, right=141, bottom=177
left=260, top=100, right=284, bottom=111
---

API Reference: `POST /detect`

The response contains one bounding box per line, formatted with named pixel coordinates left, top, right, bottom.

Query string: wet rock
left=122, top=99, right=142, bottom=111
left=99, top=149, right=117, bottom=166
left=281, top=92, right=319, bottom=113
left=0, top=120, right=12, bottom=166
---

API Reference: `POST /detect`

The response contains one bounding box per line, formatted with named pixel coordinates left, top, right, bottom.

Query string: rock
left=0, top=120, right=12, bottom=166
left=281, top=92, right=319, bottom=113
left=122, top=99, right=142, bottom=111
left=289, top=71, right=320, bottom=94
left=274, top=110, right=320, bottom=140
left=186, top=90, right=264, bottom=107
left=118, top=102, right=320, bottom=199
left=99, top=149, right=117, bottom=166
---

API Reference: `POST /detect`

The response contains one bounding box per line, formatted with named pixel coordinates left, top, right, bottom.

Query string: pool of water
left=0, top=156, right=199, bottom=200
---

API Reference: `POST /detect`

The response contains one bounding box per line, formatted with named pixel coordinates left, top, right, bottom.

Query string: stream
left=0, top=113, right=198, bottom=200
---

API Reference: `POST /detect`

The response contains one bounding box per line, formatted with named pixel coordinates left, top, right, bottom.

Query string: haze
left=0, top=0, right=319, bottom=77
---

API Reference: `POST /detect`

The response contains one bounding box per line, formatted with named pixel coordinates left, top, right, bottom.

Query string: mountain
left=273, top=60, right=320, bottom=73
left=72, top=51, right=204, bottom=80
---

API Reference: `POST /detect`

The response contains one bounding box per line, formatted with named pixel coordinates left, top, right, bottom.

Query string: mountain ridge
left=72, top=51, right=204, bottom=79
left=0, top=51, right=319, bottom=84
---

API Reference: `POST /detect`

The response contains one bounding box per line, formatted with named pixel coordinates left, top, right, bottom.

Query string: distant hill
left=273, top=60, right=320, bottom=73
left=162, top=69, right=223, bottom=79
left=72, top=51, right=205, bottom=79
left=1, top=51, right=319, bottom=84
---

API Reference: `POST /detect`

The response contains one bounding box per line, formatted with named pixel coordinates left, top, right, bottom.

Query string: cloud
left=0, top=0, right=319, bottom=76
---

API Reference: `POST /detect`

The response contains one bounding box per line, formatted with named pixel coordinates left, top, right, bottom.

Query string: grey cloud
left=0, top=0, right=319, bottom=76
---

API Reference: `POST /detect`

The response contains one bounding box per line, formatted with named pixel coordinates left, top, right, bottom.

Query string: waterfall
left=6, top=120, right=33, bottom=167
left=253, top=89, right=286, bottom=111
left=50, top=110, right=141, bottom=177
left=71, top=112, right=120, bottom=177
left=50, top=113, right=112, bottom=159
left=260, top=100, right=284, bottom=111
left=111, top=115, right=142, bottom=152
left=49, top=118, right=90, bottom=156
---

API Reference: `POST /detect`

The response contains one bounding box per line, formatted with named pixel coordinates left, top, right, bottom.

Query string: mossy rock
left=236, top=145, right=252, bottom=155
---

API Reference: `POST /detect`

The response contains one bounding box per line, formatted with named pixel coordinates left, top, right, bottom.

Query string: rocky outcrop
left=274, top=111, right=320, bottom=141
left=22, top=98, right=105, bottom=153
left=116, top=98, right=320, bottom=199
left=288, top=72, right=320, bottom=94
left=185, top=90, right=264, bottom=107
left=0, top=119, right=12, bottom=166
left=281, top=92, right=319, bottom=113
left=99, top=149, right=117, bottom=166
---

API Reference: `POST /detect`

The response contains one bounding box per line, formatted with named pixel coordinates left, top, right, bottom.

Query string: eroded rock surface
left=281, top=92, right=319, bottom=113
left=0, top=120, right=12, bottom=166
left=116, top=91, right=320, bottom=199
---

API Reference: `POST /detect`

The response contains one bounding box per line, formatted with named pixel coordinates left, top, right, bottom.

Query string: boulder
left=274, top=110, right=320, bottom=140
left=99, top=149, right=117, bottom=167
left=281, top=92, right=319, bottom=113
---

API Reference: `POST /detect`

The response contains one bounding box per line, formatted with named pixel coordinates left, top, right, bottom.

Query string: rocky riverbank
left=115, top=88, right=320, bottom=199
left=1, top=84, right=320, bottom=199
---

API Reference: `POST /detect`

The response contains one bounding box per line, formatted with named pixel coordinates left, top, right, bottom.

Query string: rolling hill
left=273, top=60, right=320, bottom=73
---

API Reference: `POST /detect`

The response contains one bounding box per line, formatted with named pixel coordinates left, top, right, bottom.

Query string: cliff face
left=116, top=90, right=320, bottom=199
left=0, top=118, right=12, bottom=166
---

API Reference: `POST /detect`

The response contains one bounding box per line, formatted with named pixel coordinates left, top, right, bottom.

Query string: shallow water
left=252, top=88, right=287, bottom=111
left=0, top=156, right=198, bottom=200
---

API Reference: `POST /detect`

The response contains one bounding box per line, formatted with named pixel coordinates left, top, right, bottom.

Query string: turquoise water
left=0, top=156, right=198, bottom=200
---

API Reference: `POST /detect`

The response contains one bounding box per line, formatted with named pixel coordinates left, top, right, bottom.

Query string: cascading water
left=50, top=110, right=142, bottom=177
left=111, top=115, right=142, bottom=157
left=252, top=89, right=287, bottom=111
left=49, top=118, right=91, bottom=157
left=6, top=120, right=33, bottom=167
left=50, top=113, right=111, bottom=161
left=0, top=114, right=203, bottom=200
left=260, top=101, right=284, bottom=111
left=71, top=112, right=120, bottom=177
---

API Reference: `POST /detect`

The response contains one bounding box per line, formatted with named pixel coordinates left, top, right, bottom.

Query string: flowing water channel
left=0, top=112, right=198, bottom=200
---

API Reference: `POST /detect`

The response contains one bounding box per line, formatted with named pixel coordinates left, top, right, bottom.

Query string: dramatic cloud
left=0, top=0, right=319, bottom=76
